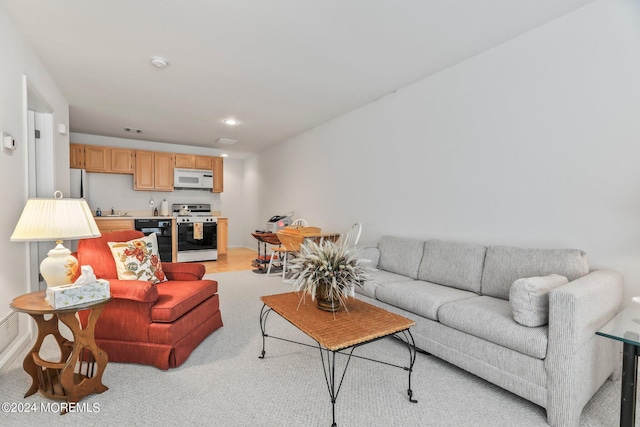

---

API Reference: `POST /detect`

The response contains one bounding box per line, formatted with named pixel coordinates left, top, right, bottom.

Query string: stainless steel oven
left=173, top=203, right=218, bottom=262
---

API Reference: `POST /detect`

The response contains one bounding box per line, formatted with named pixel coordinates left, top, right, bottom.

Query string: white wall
left=219, top=157, right=248, bottom=248
left=251, top=0, right=640, bottom=302
left=0, top=4, right=69, bottom=369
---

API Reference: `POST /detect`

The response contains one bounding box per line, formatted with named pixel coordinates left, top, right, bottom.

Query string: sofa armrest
left=109, top=279, right=158, bottom=303
left=162, top=262, right=206, bottom=281
left=548, top=269, right=623, bottom=348
left=544, top=270, right=623, bottom=425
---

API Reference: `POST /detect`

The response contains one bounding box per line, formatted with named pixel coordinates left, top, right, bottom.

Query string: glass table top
left=597, top=307, right=640, bottom=346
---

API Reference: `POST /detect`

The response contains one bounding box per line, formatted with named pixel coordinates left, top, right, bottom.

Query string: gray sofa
left=354, top=236, right=623, bottom=427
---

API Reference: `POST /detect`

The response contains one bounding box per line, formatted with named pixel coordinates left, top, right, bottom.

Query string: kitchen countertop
left=94, top=216, right=227, bottom=220
left=94, top=215, right=175, bottom=219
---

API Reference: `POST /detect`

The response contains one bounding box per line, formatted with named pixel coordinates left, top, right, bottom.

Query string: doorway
left=25, top=77, right=55, bottom=292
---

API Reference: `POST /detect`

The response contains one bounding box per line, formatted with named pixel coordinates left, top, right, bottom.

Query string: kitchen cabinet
left=94, top=218, right=134, bottom=233
left=155, top=152, right=174, bottom=191
left=217, top=217, right=228, bottom=256
left=84, top=146, right=110, bottom=172
left=134, top=150, right=155, bottom=190
left=175, top=154, right=213, bottom=170
left=134, top=150, right=174, bottom=191
left=110, top=148, right=134, bottom=174
left=213, top=156, right=224, bottom=193
left=175, top=153, right=195, bottom=168
left=70, top=144, right=84, bottom=169
left=195, top=156, right=213, bottom=170
left=80, top=145, right=133, bottom=174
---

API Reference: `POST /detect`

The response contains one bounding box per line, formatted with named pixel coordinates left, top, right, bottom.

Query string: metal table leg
left=316, top=331, right=418, bottom=427
left=620, top=342, right=639, bottom=427
left=318, top=346, right=357, bottom=427
left=259, top=304, right=272, bottom=359
left=397, top=329, right=418, bottom=403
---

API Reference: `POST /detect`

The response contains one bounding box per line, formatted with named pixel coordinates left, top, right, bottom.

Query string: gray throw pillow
left=509, top=274, right=569, bottom=327
left=353, top=247, right=380, bottom=268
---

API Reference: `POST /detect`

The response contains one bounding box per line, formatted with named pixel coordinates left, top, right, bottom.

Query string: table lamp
left=10, top=191, right=101, bottom=293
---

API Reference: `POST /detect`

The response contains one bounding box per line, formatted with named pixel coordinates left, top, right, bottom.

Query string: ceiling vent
left=216, top=138, right=237, bottom=145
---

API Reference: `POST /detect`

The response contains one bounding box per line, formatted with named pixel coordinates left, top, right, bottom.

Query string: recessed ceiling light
left=150, top=57, right=169, bottom=69
left=216, top=138, right=237, bottom=145
left=223, top=119, right=238, bottom=125
left=221, top=154, right=229, bottom=157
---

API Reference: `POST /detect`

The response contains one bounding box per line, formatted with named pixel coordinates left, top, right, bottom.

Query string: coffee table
left=259, top=291, right=417, bottom=427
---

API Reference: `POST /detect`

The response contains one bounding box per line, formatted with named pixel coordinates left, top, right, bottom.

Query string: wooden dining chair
left=267, top=219, right=308, bottom=281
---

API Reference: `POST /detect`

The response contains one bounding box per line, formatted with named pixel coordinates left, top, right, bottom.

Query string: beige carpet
left=0, top=270, right=623, bottom=426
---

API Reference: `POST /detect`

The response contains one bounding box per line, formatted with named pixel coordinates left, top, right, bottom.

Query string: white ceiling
left=4, top=0, right=596, bottom=158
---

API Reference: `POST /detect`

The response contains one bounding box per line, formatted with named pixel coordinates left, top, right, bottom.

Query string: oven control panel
left=176, top=216, right=217, bottom=223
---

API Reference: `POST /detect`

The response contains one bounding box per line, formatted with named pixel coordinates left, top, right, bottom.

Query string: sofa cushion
left=481, top=246, right=588, bottom=300
left=418, top=239, right=486, bottom=293
left=149, top=293, right=220, bottom=344
left=355, top=268, right=412, bottom=299
left=162, top=262, right=206, bottom=281
left=151, top=279, right=218, bottom=322
left=509, top=274, right=568, bottom=327
left=438, top=296, right=548, bottom=359
left=370, top=269, right=414, bottom=285
left=377, top=236, right=424, bottom=279
left=108, top=233, right=167, bottom=284
left=375, top=280, right=477, bottom=321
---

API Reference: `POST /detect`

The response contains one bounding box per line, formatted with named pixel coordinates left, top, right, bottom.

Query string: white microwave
left=174, top=168, right=214, bottom=190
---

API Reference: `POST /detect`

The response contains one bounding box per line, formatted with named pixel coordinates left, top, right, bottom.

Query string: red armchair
left=76, top=230, right=222, bottom=369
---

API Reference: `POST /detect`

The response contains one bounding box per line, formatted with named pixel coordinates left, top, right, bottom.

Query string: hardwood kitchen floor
left=200, top=247, right=258, bottom=274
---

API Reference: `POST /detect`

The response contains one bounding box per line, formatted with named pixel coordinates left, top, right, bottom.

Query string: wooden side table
left=10, top=291, right=110, bottom=405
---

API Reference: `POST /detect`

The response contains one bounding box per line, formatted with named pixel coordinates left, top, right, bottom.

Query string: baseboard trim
left=0, top=332, right=31, bottom=378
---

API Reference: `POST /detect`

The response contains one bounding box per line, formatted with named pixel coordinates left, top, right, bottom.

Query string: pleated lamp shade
left=10, top=192, right=101, bottom=292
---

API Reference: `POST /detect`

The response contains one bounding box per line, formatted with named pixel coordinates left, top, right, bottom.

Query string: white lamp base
left=40, top=242, right=79, bottom=299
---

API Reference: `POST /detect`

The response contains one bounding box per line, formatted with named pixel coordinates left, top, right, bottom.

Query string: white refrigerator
left=69, top=169, right=89, bottom=199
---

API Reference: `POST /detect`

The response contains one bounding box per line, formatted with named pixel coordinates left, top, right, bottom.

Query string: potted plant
left=288, top=239, right=371, bottom=312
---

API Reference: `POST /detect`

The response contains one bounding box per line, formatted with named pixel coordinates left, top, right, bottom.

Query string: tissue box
left=46, top=279, right=110, bottom=309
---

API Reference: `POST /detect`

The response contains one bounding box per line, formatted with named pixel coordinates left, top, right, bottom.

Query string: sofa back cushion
left=418, top=240, right=487, bottom=293
left=481, top=245, right=589, bottom=300
left=377, top=236, right=424, bottom=279
left=77, top=230, right=145, bottom=279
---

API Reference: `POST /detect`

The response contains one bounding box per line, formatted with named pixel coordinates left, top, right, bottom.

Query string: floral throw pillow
left=107, top=233, right=167, bottom=284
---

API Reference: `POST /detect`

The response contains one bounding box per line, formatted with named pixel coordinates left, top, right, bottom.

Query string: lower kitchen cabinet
left=217, top=217, right=228, bottom=256
left=94, top=218, right=134, bottom=233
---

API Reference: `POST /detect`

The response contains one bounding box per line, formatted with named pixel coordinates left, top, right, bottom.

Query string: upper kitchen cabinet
left=81, top=145, right=134, bottom=174
left=175, top=154, right=214, bottom=170
left=155, top=152, right=174, bottom=191
left=70, top=143, right=84, bottom=168
left=135, top=150, right=174, bottom=191
left=195, top=156, right=214, bottom=170
left=213, top=156, right=223, bottom=193
left=110, top=148, right=134, bottom=174
left=175, top=153, right=195, bottom=168
left=84, top=145, right=110, bottom=172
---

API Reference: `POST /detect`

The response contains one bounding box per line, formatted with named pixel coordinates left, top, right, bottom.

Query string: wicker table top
left=261, top=292, right=415, bottom=351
